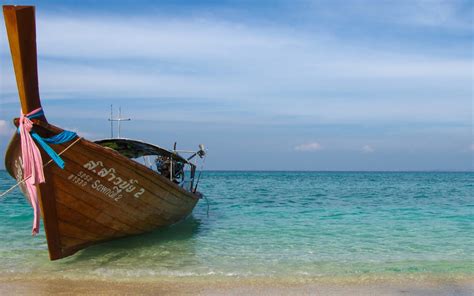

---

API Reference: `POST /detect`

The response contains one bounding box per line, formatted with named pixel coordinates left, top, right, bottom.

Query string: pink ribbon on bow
left=19, top=107, right=45, bottom=236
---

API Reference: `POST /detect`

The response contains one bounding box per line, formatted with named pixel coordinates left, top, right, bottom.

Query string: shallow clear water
left=0, top=170, right=472, bottom=281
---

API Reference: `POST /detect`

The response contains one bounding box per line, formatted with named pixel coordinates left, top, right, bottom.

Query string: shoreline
left=1, top=276, right=473, bottom=295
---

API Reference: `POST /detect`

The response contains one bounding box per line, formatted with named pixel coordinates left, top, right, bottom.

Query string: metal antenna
left=108, top=106, right=131, bottom=138
left=108, top=104, right=114, bottom=138
left=117, top=107, right=131, bottom=138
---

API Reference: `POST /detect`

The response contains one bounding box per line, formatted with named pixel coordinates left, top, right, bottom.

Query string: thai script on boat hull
left=75, top=160, right=146, bottom=200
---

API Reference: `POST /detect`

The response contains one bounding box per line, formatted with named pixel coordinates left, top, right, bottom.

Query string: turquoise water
left=0, top=170, right=472, bottom=281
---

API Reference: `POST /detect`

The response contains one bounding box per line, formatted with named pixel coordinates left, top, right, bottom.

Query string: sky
left=0, top=0, right=472, bottom=171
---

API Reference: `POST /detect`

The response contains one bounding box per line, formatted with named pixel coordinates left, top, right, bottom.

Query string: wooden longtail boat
left=2, top=5, right=205, bottom=260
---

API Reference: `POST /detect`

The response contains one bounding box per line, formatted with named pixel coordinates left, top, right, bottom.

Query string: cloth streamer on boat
left=18, top=107, right=77, bottom=235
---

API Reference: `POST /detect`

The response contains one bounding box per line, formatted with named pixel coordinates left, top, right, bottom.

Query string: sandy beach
left=1, top=277, right=473, bottom=296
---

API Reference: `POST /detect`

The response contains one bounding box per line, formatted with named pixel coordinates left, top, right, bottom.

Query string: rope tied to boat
left=18, top=107, right=77, bottom=235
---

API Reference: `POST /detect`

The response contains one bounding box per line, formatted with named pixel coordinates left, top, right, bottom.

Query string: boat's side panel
left=5, top=124, right=199, bottom=260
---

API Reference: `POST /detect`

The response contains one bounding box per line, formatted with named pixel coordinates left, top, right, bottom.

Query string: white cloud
left=63, top=127, right=99, bottom=140
left=0, top=120, right=13, bottom=136
left=294, top=142, right=322, bottom=152
left=362, top=145, right=375, bottom=153
left=309, top=0, right=473, bottom=31
left=397, top=0, right=472, bottom=29
left=1, top=14, right=470, bottom=93
left=0, top=11, right=471, bottom=127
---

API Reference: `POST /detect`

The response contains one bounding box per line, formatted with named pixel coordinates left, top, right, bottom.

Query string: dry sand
left=0, top=277, right=473, bottom=296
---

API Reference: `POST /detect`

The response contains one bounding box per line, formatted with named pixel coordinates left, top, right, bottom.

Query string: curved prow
left=3, top=5, right=45, bottom=121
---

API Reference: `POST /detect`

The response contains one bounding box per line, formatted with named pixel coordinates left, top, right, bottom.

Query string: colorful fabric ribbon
left=18, top=107, right=77, bottom=235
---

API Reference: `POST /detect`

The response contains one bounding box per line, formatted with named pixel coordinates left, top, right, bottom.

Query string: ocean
left=0, top=170, right=472, bottom=282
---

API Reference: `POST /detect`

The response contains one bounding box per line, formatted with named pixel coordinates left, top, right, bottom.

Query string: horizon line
left=0, top=169, right=472, bottom=173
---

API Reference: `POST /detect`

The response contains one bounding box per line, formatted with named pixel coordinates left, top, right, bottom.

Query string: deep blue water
left=0, top=170, right=472, bottom=281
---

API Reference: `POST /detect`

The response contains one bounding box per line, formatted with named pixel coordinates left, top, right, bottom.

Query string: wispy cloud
left=307, top=0, right=473, bottom=31
left=294, top=142, right=322, bottom=152
left=0, top=120, right=13, bottom=136
left=63, top=126, right=99, bottom=140
left=390, top=0, right=473, bottom=29
left=362, top=145, right=375, bottom=153
left=0, top=12, right=470, bottom=127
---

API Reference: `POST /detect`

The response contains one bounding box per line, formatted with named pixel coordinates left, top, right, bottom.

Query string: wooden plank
left=80, top=139, right=198, bottom=201
left=55, top=202, right=118, bottom=238
left=63, top=143, right=195, bottom=212
left=53, top=178, right=152, bottom=232
left=59, top=236, right=89, bottom=249
left=58, top=221, right=101, bottom=243
left=56, top=145, right=191, bottom=218
left=38, top=171, right=63, bottom=260
left=51, top=162, right=171, bottom=229
left=55, top=185, right=143, bottom=234
left=3, top=6, right=45, bottom=119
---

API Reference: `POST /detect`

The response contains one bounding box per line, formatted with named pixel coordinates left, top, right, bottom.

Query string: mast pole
left=108, top=106, right=130, bottom=139
left=118, top=107, right=121, bottom=138
left=3, top=5, right=46, bottom=121
left=109, top=104, right=114, bottom=138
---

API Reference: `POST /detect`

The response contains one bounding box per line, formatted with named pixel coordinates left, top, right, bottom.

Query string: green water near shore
left=0, top=171, right=472, bottom=281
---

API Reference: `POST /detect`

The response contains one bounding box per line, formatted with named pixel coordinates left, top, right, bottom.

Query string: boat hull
left=5, top=121, right=199, bottom=260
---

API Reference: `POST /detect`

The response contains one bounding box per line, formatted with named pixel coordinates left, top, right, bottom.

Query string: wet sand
left=1, top=277, right=473, bottom=295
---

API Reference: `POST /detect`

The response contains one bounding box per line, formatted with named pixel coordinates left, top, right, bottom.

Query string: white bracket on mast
left=108, top=105, right=131, bottom=138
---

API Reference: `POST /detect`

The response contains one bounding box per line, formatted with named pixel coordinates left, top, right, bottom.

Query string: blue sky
left=0, top=0, right=472, bottom=170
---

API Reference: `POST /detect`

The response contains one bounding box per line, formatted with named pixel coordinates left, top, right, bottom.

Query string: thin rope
left=0, top=137, right=82, bottom=200
left=193, top=154, right=206, bottom=193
